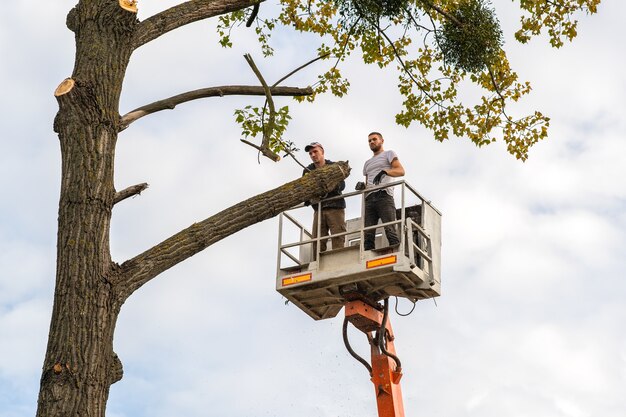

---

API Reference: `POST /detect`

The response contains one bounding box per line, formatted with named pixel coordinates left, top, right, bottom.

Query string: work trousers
left=312, top=208, right=346, bottom=254
left=364, top=191, right=399, bottom=250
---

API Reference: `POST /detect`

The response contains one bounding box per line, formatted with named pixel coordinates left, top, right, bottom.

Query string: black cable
left=379, top=297, right=402, bottom=370
left=377, top=297, right=390, bottom=350
left=394, top=296, right=417, bottom=317
left=342, top=317, right=372, bottom=376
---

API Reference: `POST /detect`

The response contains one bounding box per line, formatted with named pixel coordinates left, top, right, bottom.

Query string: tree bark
left=38, top=2, right=347, bottom=416
left=133, top=0, right=262, bottom=49
left=38, top=3, right=137, bottom=416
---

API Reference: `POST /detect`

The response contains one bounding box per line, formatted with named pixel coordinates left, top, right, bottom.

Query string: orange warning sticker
left=281, top=273, right=312, bottom=287
left=366, top=255, right=397, bottom=269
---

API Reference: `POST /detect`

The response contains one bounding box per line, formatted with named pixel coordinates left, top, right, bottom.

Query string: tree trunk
left=37, top=3, right=135, bottom=416
left=37, top=3, right=350, bottom=416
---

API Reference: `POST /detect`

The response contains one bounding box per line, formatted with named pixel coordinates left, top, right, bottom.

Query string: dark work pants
left=364, top=191, right=400, bottom=250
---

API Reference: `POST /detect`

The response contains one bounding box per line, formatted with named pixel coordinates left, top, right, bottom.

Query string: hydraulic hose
left=378, top=297, right=402, bottom=371
left=342, top=317, right=373, bottom=376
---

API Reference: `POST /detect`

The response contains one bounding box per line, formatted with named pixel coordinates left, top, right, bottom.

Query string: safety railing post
left=360, top=189, right=365, bottom=260
left=316, top=200, right=322, bottom=262
left=400, top=183, right=406, bottom=255
left=277, top=213, right=284, bottom=274
left=405, top=217, right=415, bottom=267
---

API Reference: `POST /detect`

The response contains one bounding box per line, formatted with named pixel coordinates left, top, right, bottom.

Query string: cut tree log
left=54, top=78, right=75, bottom=97
left=119, top=0, right=138, bottom=13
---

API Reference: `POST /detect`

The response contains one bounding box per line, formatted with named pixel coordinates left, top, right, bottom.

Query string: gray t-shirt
left=363, top=150, right=399, bottom=196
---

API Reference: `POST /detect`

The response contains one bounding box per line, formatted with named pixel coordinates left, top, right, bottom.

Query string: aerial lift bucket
left=276, top=180, right=441, bottom=319
left=275, top=181, right=442, bottom=417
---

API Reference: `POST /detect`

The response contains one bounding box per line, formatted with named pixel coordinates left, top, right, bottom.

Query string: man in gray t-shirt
left=361, top=132, right=405, bottom=250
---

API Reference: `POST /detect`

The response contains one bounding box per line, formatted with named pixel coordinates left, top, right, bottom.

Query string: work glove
left=373, top=170, right=387, bottom=185
left=355, top=181, right=366, bottom=191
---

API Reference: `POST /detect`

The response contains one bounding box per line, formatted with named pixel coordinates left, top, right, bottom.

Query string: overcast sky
left=1, top=1, right=625, bottom=417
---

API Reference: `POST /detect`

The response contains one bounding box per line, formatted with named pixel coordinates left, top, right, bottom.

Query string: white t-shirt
left=363, top=150, right=399, bottom=196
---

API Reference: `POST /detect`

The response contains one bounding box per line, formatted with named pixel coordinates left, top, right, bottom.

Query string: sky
left=1, top=1, right=625, bottom=417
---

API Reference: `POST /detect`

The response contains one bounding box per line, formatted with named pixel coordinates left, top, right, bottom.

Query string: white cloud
left=0, top=298, right=50, bottom=381
left=2, top=2, right=626, bottom=417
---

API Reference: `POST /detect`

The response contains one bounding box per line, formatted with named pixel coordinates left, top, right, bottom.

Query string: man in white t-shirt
left=361, top=131, right=405, bottom=250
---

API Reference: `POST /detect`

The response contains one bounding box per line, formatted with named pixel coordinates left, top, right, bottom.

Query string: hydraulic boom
left=344, top=299, right=405, bottom=417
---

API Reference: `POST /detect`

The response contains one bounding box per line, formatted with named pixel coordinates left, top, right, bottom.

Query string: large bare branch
left=133, top=0, right=263, bottom=49
left=119, top=85, right=312, bottom=131
left=116, top=161, right=350, bottom=298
